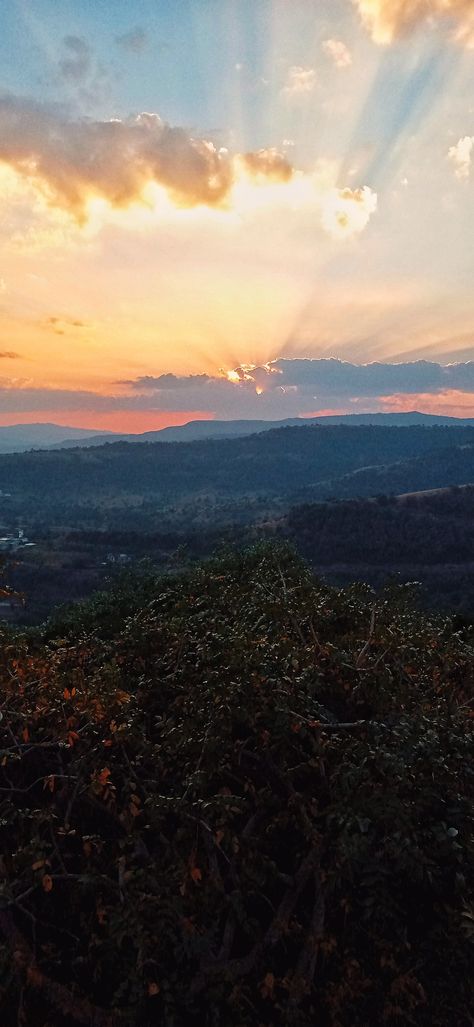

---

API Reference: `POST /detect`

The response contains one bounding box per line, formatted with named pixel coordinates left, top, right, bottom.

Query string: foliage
left=0, top=543, right=473, bottom=1025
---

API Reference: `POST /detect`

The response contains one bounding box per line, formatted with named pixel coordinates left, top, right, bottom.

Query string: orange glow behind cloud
left=0, top=410, right=214, bottom=432
left=381, top=391, right=474, bottom=417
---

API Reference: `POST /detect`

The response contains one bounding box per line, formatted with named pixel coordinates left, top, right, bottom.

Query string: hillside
left=0, top=545, right=473, bottom=1025
left=288, top=485, right=474, bottom=566
left=284, top=485, right=474, bottom=614
left=2, top=425, right=474, bottom=505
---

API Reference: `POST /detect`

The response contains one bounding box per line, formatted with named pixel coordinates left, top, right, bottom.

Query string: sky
left=0, top=0, right=473, bottom=430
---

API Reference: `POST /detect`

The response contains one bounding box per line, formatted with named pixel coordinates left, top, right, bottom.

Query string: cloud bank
left=354, top=0, right=474, bottom=46
left=3, top=359, right=474, bottom=423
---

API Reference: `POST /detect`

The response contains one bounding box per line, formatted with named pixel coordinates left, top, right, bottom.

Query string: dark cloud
left=2, top=359, right=474, bottom=420
left=59, top=36, right=92, bottom=83
left=118, top=373, right=212, bottom=390
left=267, top=358, right=447, bottom=394
left=0, top=351, right=20, bottom=359
left=115, top=27, right=148, bottom=54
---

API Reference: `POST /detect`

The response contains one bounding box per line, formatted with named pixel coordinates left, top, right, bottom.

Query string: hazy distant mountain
left=0, top=423, right=115, bottom=454
left=49, top=410, right=474, bottom=451
left=3, top=412, right=474, bottom=458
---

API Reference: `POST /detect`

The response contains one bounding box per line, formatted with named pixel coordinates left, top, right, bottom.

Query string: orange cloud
left=381, top=389, right=474, bottom=416
left=0, top=97, right=299, bottom=220
left=240, top=149, right=293, bottom=183
left=354, top=0, right=474, bottom=46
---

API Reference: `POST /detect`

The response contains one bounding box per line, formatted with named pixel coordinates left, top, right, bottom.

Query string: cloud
left=3, top=360, right=474, bottom=421
left=320, top=186, right=378, bottom=238
left=322, top=39, right=352, bottom=68
left=448, top=136, right=474, bottom=179
left=59, top=36, right=92, bottom=83
left=354, top=0, right=474, bottom=47
left=0, top=97, right=234, bottom=217
left=239, top=149, right=293, bottom=183
left=281, top=66, right=317, bottom=99
left=0, top=96, right=376, bottom=242
left=0, top=97, right=301, bottom=218
left=115, top=27, right=148, bottom=54
left=118, top=373, right=212, bottom=390
left=0, top=351, right=20, bottom=359
left=46, top=317, right=89, bottom=335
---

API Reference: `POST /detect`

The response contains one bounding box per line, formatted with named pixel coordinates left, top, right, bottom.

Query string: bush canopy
left=0, top=544, right=473, bottom=1025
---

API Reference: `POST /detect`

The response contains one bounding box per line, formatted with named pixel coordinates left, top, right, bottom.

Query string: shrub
left=0, top=544, right=473, bottom=1025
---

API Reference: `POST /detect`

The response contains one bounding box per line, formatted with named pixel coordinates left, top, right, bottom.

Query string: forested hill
left=288, top=485, right=474, bottom=566
left=2, top=424, right=474, bottom=499
left=0, top=545, right=473, bottom=1025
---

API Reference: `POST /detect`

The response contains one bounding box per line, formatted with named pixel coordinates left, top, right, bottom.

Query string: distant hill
left=50, top=410, right=474, bottom=450
left=0, top=423, right=115, bottom=454
left=1, top=412, right=474, bottom=455
left=2, top=424, right=474, bottom=502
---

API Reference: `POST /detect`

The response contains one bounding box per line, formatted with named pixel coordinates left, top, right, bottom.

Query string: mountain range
left=2, top=411, right=474, bottom=453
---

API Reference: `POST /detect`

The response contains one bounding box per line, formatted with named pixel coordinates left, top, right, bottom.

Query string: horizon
left=0, top=1, right=473, bottom=430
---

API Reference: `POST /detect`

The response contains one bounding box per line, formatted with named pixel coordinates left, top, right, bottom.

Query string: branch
left=0, top=909, right=122, bottom=1026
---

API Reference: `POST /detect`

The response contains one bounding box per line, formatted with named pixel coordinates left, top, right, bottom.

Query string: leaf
left=190, top=866, right=202, bottom=884
left=97, top=767, right=111, bottom=787
left=260, top=972, right=275, bottom=998
left=115, top=690, right=131, bottom=705
left=42, top=874, right=53, bottom=893
left=22, top=727, right=29, bottom=743
left=148, top=982, right=160, bottom=997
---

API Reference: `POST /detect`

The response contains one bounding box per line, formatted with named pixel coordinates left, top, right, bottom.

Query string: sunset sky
left=0, top=0, right=473, bottom=430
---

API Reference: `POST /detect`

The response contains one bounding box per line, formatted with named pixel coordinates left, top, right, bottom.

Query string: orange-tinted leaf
left=98, top=767, right=111, bottom=786
left=115, top=690, right=131, bottom=705
left=148, top=982, right=160, bottom=997
left=42, top=874, right=53, bottom=893
left=190, top=866, right=202, bottom=884
left=260, top=972, right=275, bottom=998
left=22, top=727, right=29, bottom=743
